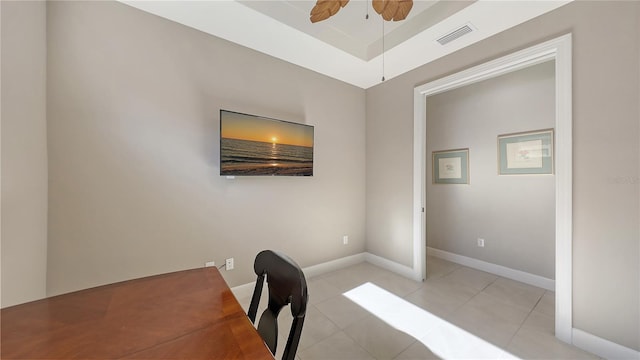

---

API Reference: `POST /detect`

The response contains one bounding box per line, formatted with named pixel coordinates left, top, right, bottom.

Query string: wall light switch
left=477, top=238, right=485, bottom=247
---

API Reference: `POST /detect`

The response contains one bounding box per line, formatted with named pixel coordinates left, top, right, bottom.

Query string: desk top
left=1, top=267, right=273, bottom=359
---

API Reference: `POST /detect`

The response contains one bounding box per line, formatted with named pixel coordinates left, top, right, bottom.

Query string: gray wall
left=0, top=0, right=49, bottom=307
left=45, top=1, right=366, bottom=296
left=366, top=1, right=639, bottom=351
left=426, top=62, right=555, bottom=279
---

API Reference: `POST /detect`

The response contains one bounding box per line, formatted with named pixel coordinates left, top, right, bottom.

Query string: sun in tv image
left=220, top=110, right=314, bottom=176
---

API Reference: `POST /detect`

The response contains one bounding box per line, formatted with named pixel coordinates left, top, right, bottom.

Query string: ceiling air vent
left=436, top=23, right=475, bottom=46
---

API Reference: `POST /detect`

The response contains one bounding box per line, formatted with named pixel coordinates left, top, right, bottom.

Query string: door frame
left=412, top=34, right=573, bottom=343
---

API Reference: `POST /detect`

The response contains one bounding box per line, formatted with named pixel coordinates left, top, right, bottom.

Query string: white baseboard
left=231, top=252, right=367, bottom=299
left=364, top=252, right=422, bottom=281
left=573, top=328, right=640, bottom=360
left=231, top=252, right=421, bottom=298
left=427, top=247, right=555, bottom=291
left=303, top=253, right=366, bottom=279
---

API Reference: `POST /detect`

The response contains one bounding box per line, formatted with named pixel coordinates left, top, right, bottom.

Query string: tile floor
left=237, top=256, right=600, bottom=360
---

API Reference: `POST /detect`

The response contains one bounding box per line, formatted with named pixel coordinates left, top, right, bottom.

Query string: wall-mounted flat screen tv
left=220, top=110, right=314, bottom=176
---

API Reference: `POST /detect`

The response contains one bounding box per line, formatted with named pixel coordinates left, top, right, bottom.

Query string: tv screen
left=220, top=110, right=314, bottom=176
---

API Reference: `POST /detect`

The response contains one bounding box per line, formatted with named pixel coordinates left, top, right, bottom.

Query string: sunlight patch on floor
left=343, top=282, right=519, bottom=359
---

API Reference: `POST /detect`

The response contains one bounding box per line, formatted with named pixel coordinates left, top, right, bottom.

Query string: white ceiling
left=236, top=0, right=476, bottom=61
left=119, top=0, right=571, bottom=89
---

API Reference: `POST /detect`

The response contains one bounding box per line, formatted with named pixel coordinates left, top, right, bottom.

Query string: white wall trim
left=552, top=32, right=574, bottom=345
left=572, top=328, right=640, bottom=360
left=231, top=253, right=367, bottom=299
left=231, top=252, right=423, bottom=299
left=364, top=252, right=422, bottom=281
left=427, top=247, right=555, bottom=291
left=303, top=253, right=366, bottom=279
left=413, top=88, right=427, bottom=282
left=413, top=34, right=573, bottom=343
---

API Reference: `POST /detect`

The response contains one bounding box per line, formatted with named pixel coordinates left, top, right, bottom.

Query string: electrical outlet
left=225, top=258, right=234, bottom=271
left=477, top=238, right=485, bottom=247
left=205, top=261, right=216, bottom=267
left=343, top=235, right=349, bottom=245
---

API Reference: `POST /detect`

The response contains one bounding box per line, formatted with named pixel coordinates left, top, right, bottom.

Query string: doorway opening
left=411, top=34, right=572, bottom=342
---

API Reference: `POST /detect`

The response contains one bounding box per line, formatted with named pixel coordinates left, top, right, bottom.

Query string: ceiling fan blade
left=372, top=0, right=387, bottom=16
left=310, top=11, right=330, bottom=23
left=310, top=0, right=350, bottom=23
left=310, top=0, right=338, bottom=16
left=393, top=0, right=413, bottom=21
left=381, top=0, right=398, bottom=21
left=372, top=0, right=413, bottom=21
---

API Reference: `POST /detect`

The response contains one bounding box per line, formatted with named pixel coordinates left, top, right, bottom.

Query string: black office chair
left=248, top=250, right=308, bottom=360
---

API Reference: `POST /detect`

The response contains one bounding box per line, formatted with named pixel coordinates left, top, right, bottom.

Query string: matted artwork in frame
left=432, top=149, right=469, bottom=184
left=498, top=129, right=554, bottom=175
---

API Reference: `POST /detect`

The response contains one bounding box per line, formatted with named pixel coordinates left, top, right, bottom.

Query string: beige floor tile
left=320, top=263, right=385, bottom=293
left=482, top=277, right=545, bottom=311
left=533, top=290, right=555, bottom=317
left=272, top=336, right=304, bottom=360
left=315, top=294, right=371, bottom=329
left=507, top=311, right=601, bottom=359
left=298, top=331, right=375, bottom=360
left=294, top=305, right=341, bottom=351
left=448, top=292, right=530, bottom=347
left=276, top=305, right=294, bottom=345
left=344, top=315, right=416, bottom=360
left=440, top=267, right=498, bottom=291
left=243, top=261, right=602, bottom=360
left=273, top=337, right=303, bottom=360
left=274, top=305, right=341, bottom=358
left=425, top=256, right=460, bottom=280
left=367, top=270, right=424, bottom=297
left=393, top=340, right=442, bottom=360
left=306, top=277, right=342, bottom=305
left=404, top=277, right=478, bottom=318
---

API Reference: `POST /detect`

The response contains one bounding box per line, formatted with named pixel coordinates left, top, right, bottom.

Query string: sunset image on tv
left=220, top=110, right=314, bottom=176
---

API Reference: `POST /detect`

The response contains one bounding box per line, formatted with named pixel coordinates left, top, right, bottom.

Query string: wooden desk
left=1, top=267, right=273, bottom=359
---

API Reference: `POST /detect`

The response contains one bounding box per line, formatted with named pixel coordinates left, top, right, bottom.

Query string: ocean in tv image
left=220, top=111, right=314, bottom=176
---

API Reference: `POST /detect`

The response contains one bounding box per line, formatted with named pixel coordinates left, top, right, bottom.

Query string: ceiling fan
left=310, top=0, right=414, bottom=23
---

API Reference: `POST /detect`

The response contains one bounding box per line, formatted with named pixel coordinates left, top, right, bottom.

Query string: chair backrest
left=247, top=250, right=308, bottom=360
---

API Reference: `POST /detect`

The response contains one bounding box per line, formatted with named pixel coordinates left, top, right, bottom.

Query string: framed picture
left=433, top=149, right=469, bottom=184
left=498, top=129, right=553, bottom=175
